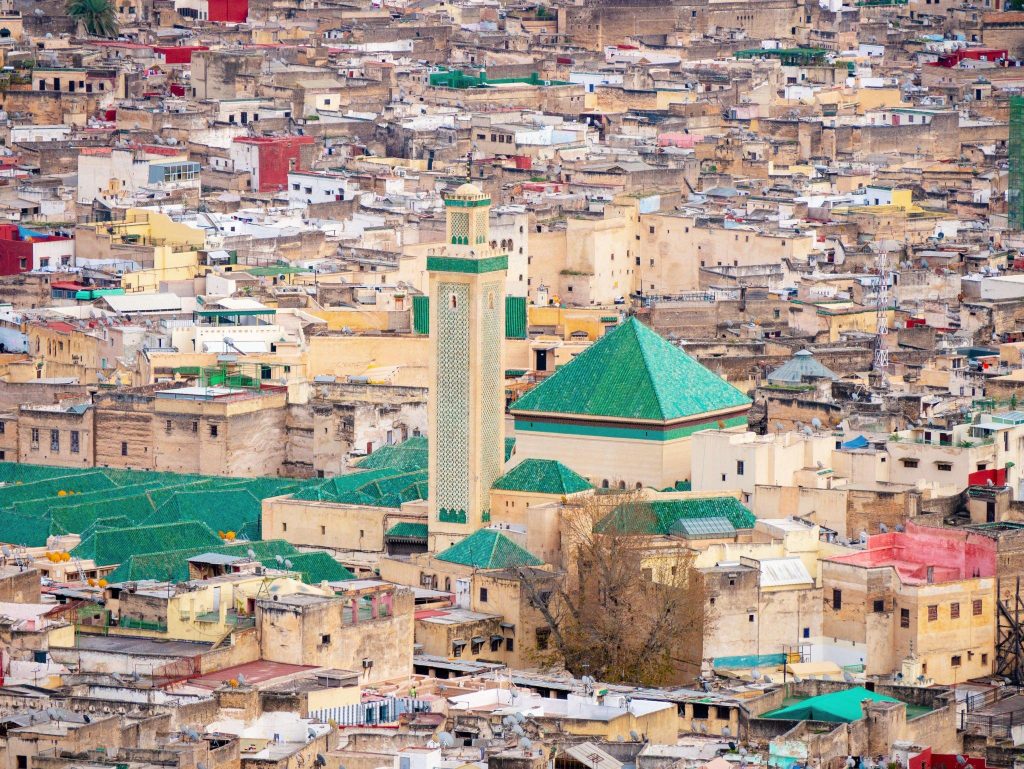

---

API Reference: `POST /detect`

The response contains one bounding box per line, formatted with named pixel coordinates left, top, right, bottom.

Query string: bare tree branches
left=519, top=491, right=711, bottom=686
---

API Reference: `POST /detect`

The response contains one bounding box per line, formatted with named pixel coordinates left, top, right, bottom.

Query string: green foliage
left=66, top=0, right=118, bottom=37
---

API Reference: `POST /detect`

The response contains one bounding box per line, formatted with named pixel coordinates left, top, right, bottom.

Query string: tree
left=519, top=491, right=711, bottom=686
left=67, top=0, right=118, bottom=38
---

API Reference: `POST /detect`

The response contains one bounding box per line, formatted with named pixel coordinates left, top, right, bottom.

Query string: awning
left=490, top=634, right=504, bottom=642
left=500, top=622, right=515, bottom=630
left=471, top=636, right=485, bottom=644
left=452, top=639, right=467, bottom=648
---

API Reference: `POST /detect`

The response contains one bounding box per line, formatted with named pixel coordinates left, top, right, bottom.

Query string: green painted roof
left=761, top=687, right=901, bottom=723
left=596, top=497, right=756, bottom=536
left=510, top=318, right=750, bottom=422
left=492, top=459, right=591, bottom=495
left=436, top=529, right=543, bottom=569
left=385, top=522, right=428, bottom=540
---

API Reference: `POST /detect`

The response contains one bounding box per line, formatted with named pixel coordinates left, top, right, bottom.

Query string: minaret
left=427, top=183, right=507, bottom=551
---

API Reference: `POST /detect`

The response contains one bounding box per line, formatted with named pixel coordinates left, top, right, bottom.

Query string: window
left=902, top=458, right=919, bottom=468
left=17, top=756, right=27, bottom=769
left=974, top=599, right=984, bottom=615
left=951, top=602, right=960, bottom=619
left=320, top=634, right=331, bottom=645
left=748, top=613, right=755, bottom=622
left=192, top=421, right=198, bottom=433
left=737, top=460, right=745, bottom=476
left=506, top=637, right=514, bottom=652
left=0, top=421, right=6, bottom=434
left=937, top=462, right=953, bottom=472
left=536, top=627, right=551, bottom=650
left=928, top=604, right=938, bottom=621
left=70, top=431, right=79, bottom=454
left=832, top=588, right=842, bottom=609
left=982, top=653, right=989, bottom=665
left=873, top=599, right=885, bottom=613
left=282, top=522, right=287, bottom=532
left=166, top=419, right=173, bottom=431
left=30, top=427, right=39, bottom=447
left=121, top=441, right=128, bottom=456
left=50, top=429, right=59, bottom=452
left=951, top=654, right=962, bottom=667
left=210, top=425, right=219, bottom=437
left=479, top=587, right=488, bottom=602
left=901, top=608, right=910, bottom=628
left=321, top=525, right=326, bottom=535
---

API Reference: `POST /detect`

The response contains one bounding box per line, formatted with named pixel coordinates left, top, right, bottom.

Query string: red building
left=0, top=225, right=74, bottom=275
left=231, top=136, right=316, bottom=193
left=208, top=0, right=248, bottom=22
left=152, top=46, right=210, bottom=65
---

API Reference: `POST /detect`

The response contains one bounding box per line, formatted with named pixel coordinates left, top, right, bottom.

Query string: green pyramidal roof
left=492, top=459, right=592, bottom=495
left=436, top=528, right=543, bottom=569
left=510, top=318, right=750, bottom=422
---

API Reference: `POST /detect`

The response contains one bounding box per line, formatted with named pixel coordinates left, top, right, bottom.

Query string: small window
left=832, top=588, right=842, bottom=609
left=748, top=613, right=755, bottom=622
left=901, top=608, right=910, bottom=628
left=737, top=460, right=745, bottom=476
left=535, top=627, right=550, bottom=650
left=282, top=522, right=287, bottom=532
left=902, top=458, right=919, bottom=468
left=937, top=462, right=953, bottom=472
left=166, top=419, right=172, bottom=431
left=873, top=599, right=885, bottom=613
left=121, top=441, right=128, bottom=456
left=974, top=599, right=984, bottom=615
left=506, top=637, right=514, bottom=652
left=210, top=425, right=219, bottom=437
left=192, top=421, right=198, bottom=433
left=70, top=431, right=79, bottom=454
left=50, top=429, right=59, bottom=452
left=952, top=654, right=962, bottom=667
left=321, top=634, right=331, bottom=645
left=30, top=427, right=39, bottom=446
left=982, top=653, right=989, bottom=665
left=479, top=587, right=488, bottom=602
left=928, top=605, right=938, bottom=621
left=321, top=525, right=326, bottom=535
left=951, top=602, right=960, bottom=619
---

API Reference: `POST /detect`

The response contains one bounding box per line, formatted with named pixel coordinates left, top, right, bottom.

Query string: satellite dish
left=774, top=421, right=786, bottom=432
left=722, top=726, right=731, bottom=737
left=308, top=728, right=317, bottom=741
left=879, top=523, right=889, bottom=533
left=518, top=738, right=532, bottom=750
left=512, top=724, right=525, bottom=736
left=859, top=531, right=868, bottom=544
left=847, top=758, right=857, bottom=769
left=956, top=757, right=967, bottom=766
left=316, top=755, right=327, bottom=767
left=630, top=731, right=640, bottom=741
left=750, top=669, right=761, bottom=680
left=811, top=418, right=823, bottom=429
left=763, top=676, right=773, bottom=684
left=247, top=548, right=256, bottom=559
left=843, top=671, right=856, bottom=683
left=1, top=545, right=10, bottom=556
left=514, top=712, right=525, bottom=723
left=895, top=524, right=905, bottom=532
left=237, top=673, right=246, bottom=685
left=792, top=674, right=802, bottom=683
left=438, top=732, right=455, bottom=748
left=275, top=555, right=284, bottom=564
left=284, top=559, right=293, bottom=569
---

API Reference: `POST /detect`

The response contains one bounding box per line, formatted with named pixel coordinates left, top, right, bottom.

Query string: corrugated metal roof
left=565, top=743, right=624, bottom=769
left=759, top=557, right=813, bottom=588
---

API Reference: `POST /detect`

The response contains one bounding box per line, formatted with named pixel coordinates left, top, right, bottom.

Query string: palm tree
left=66, top=0, right=118, bottom=38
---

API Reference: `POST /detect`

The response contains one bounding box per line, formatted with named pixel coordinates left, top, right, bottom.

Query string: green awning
left=761, top=687, right=901, bottom=723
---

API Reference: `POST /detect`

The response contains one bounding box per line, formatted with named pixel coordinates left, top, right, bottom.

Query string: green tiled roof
left=261, top=551, right=355, bottom=583
left=505, top=437, right=516, bottom=462
left=107, top=539, right=298, bottom=584
left=436, top=528, right=543, bottom=569
left=73, top=521, right=223, bottom=566
left=492, top=459, right=591, bottom=495
left=596, top=497, right=756, bottom=536
left=510, top=317, right=750, bottom=422
left=385, top=522, right=428, bottom=541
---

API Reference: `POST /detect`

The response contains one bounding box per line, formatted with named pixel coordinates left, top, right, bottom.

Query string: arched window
left=618, top=481, right=626, bottom=490
left=635, top=482, right=643, bottom=490
left=601, top=479, right=609, bottom=489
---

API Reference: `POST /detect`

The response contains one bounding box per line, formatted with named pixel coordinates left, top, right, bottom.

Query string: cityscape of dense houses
left=5, top=0, right=1024, bottom=767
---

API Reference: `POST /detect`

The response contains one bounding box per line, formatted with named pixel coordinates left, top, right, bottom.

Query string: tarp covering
left=761, top=686, right=900, bottom=723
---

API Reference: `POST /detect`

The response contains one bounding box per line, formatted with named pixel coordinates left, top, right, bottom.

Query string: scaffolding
left=996, top=577, right=1024, bottom=685
left=1009, top=95, right=1024, bottom=231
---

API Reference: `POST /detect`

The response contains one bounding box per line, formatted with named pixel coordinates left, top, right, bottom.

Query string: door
left=535, top=348, right=548, bottom=371
left=455, top=578, right=471, bottom=609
